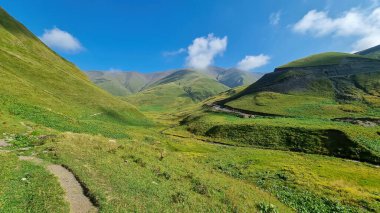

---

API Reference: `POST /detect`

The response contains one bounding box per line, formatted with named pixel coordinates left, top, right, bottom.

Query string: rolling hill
left=179, top=50, right=380, bottom=165
left=86, top=70, right=175, bottom=96
left=219, top=51, right=380, bottom=118
left=86, top=67, right=262, bottom=97
left=1, top=6, right=379, bottom=213
left=125, top=69, right=230, bottom=112
left=0, top=7, right=151, bottom=138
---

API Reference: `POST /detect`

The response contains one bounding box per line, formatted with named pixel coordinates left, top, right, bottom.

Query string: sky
left=2, top=0, right=380, bottom=73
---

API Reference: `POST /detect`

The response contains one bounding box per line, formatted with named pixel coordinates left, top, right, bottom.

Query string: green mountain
left=204, top=67, right=263, bottom=88
left=356, top=44, right=380, bottom=59
left=221, top=51, right=380, bottom=118
left=125, top=69, right=230, bottom=112
left=86, top=70, right=175, bottom=96
left=181, top=50, right=380, bottom=165
left=1, top=7, right=380, bottom=213
left=0, top=7, right=150, bottom=138
left=86, top=67, right=262, bottom=97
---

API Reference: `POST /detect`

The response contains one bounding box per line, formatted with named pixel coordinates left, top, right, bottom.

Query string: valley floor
left=1, top=108, right=379, bottom=213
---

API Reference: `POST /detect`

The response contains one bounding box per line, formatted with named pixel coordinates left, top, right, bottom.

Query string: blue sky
left=2, top=0, right=379, bottom=73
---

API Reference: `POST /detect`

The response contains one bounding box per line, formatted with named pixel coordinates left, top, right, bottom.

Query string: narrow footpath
left=19, top=156, right=98, bottom=213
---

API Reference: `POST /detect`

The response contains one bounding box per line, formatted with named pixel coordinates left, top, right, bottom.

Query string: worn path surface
left=19, top=156, right=97, bottom=213
left=0, top=139, right=9, bottom=147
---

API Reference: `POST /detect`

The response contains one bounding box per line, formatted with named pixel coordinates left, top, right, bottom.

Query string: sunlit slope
left=87, top=67, right=262, bottom=98
left=0, top=7, right=150, bottom=137
left=86, top=71, right=149, bottom=96
left=204, top=67, right=263, bottom=88
left=86, top=70, right=176, bottom=96
left=278, top=52, right=369, bottom=68
left=221, top=51, right=380, bottom=118
left=126, top=70, right=230, bottom=112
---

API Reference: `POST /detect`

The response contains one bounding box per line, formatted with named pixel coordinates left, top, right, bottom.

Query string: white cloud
left=186, top=34, right=227, bottom=69
left=293, top=7, right=380, bottom=51
left=237, top=54, right=270, bottom=71
left=163, top=48, right=186, bottom=57
left=39, top=27, right=84, bottom=53
left=270, top=11, right=282, bottom=26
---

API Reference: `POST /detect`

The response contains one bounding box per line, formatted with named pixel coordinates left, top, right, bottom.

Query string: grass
left=225, top=91, right=380, bottom=119
left=201, top=147, right=380, bottom=212
left=278, top=52, right=370, bottom=68
left=0, top=7, right=152, bottom=139
left=86, top=71, right=151, bottom=96
left=181, top=112, right=380, bottom=162
left=1, top=5, right=380, bottom=213
left=0, top=153, right=68, bottom=213
left=126, top=70, right=229, bottom=113
left=38, top=132, right=291, bottom=212
left=28, top=130, right=380, bottom=212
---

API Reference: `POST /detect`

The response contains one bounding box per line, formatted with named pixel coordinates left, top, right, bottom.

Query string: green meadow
left=0, top=5, right=380, bottom=213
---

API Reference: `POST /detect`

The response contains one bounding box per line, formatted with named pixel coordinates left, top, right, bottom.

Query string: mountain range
left=86, top=67, right=263, bottom=96
left=0, top=5, right=380, bottom=213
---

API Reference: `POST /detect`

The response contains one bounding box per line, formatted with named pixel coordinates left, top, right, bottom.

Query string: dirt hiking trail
left=19, top=156, right=98, bottom=213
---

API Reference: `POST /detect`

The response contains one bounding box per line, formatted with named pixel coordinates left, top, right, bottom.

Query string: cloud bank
left=40, top=27, right=84, bottom=53
left=186, top=34, right=227, bottom=69
left=237, top=55, right=270, bottom=71
left=293, top=7, right=380, bottom=51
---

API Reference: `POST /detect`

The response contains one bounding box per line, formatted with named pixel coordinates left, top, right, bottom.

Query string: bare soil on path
left=0, top=139, right=10, bottom=147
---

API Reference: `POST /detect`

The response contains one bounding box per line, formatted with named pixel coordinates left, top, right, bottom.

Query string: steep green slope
left=126, top=70, right=230, bottom=112
left=0, top=7, right=150, bottom=138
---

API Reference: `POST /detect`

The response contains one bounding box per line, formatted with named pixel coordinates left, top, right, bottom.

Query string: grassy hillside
left=86, top=70, right=176, bottom=96
left=1, top=6, right=379, bottom=213
left=204, top=67, right=263, bottom=87
left=278, top=52, right=368, bottom=68
left=126, top=70, right=230, bottom=113
left=87, top=68, right=261, bottom=98
left=221, top=52, right=380, bottom=118
left=86, top=71, right=148, bottom=96
left=356, top=44, right=380, bottom=59
left=0, top=7, right=151, bottom=138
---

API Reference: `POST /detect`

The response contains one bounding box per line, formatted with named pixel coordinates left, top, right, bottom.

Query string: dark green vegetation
left=0, top=6, right=379, bottom=213
left=181, top=113, right=380, bottom=163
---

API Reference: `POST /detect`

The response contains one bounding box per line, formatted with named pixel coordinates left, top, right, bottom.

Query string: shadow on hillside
left=98, top=107, right=131, bottom=125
